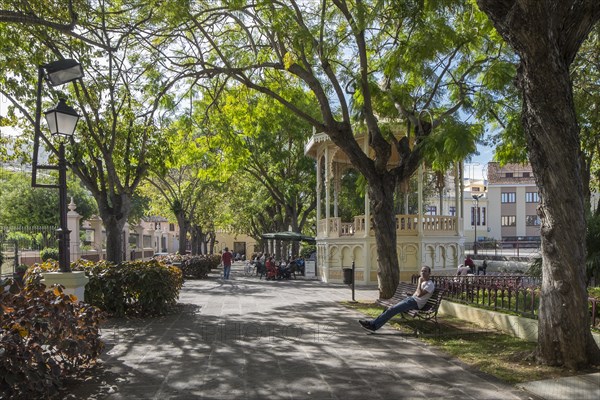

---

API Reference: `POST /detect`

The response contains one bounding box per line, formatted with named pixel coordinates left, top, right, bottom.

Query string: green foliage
left=527, top=257, right=542, bottom=278
left=179, top=254, right=221, bottom=279
left=300, top=245, right=316, bottom=259
left=0, top=280, right=105, bottom=398
left=26, top=259, right=184, bottom=317
left=0, top=170, right=98, bottom=226
left=40, top=247, right=60, bottom=262
left=586, top=213, right=600, bottom=285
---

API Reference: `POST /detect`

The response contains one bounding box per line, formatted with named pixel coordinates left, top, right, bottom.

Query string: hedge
left=26, top=259, right=184, bottom=317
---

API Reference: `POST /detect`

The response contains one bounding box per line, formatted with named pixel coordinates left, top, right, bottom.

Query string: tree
left=476, top=0, right=600, bottom=368
left=0, top=0, right=113, bottom=51
left=143, top=115, right=214, bottom=255
left=572, top=26, right=600, bottom=214
left=0, top=1, right=172, bottom=263
left=199, top=85, right=318, bottom=248
left=157, top=0, right=504, bottom=297
left=0, top=169, right=97, bottom=226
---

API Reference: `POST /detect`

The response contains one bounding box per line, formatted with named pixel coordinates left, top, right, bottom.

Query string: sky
left=465, top=142, right=495, bottom=180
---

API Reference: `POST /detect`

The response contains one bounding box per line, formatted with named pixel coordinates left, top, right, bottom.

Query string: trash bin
left=343, top=267, right=353, bottom=284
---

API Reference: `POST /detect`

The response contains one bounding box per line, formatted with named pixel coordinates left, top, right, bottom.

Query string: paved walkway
left=68, top=263, right=598, bottom=399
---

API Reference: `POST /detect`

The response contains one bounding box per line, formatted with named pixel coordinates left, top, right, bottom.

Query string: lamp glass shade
left=44, top=59, right=84, bottom=86
left=44, top=99, right=80, bottom=137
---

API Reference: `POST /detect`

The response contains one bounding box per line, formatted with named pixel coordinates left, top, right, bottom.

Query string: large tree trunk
left=175, top=212, right=189, bottom=255
left=477, top=0, right=600, bottom=368
left=96, top=193, right=130, bottom=264
left=369, top=174, right=399, bottom=299
left=523, top=56, right=600, bottom=368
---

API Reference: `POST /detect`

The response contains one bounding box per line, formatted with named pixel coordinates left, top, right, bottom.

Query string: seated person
left=295, top=257, right=305, bottom=275
left=359, top=266, right=434, bottom=332
left=456, top=264, right=470, bottom=276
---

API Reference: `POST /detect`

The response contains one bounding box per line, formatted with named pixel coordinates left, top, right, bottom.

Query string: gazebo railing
left=319, top=214, right=458, bottom=237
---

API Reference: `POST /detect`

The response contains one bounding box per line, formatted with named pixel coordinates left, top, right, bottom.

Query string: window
left=505, top=172, right=513, bottom=177
left=169, top=223, right=175, bottom=232
left=471, top=206, right=486, bottom=226
left=501, top=192, right=516, bottom=203
left=472, top=187, right=480, bottom=192
left=426, top=206, right=437, bottom=215
left=523, top=172, right=530, bottom=178
left=449, top=206, right=456, bottom=216
left=501, top=216, right=516, bottom=226
left=526, top=215, right=541, bottom=226
left=526, top=192, right=539, bottom=203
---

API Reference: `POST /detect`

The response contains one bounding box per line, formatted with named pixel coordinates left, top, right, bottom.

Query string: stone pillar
left=67, top=198, right=81, bottom=262
left=89, top=216, right=104, bottom=260
left=122, top=222, right=130, bottom=260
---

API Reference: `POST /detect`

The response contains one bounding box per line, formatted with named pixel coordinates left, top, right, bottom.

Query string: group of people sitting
left=249, top=253, right=305, bottom=280
left=456, top=255, right=488, bottom=276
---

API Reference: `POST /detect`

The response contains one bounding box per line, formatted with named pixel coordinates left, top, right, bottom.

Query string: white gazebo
left=304, top=131, right=465, bottom=285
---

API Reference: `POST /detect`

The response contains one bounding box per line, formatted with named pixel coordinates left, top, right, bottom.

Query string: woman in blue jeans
left=359, top=266, right=434, bottom=332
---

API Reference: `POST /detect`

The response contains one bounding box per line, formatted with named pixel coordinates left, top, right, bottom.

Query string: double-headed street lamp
left=472, top=193, right=484, bottom=255
left=31, top=59, right=84, bottom=273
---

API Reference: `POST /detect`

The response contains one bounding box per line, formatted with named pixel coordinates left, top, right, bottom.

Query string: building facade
left=486, top=162, right=541, bottom=242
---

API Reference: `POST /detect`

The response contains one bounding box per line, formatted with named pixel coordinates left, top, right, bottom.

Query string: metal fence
left=412, top=274, right=599, bottom=329
left=0, top=225, right=58, bottom=276
left=465, top=240, right=541, bottom=259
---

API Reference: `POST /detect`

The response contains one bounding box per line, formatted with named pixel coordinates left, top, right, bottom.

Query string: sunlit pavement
left=67, top=262, right=590, bottom=399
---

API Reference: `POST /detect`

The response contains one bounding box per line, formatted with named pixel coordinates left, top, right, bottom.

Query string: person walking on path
left=359, top=266, right=434, bottom=332
left=221, top=247, right=233, bottom=279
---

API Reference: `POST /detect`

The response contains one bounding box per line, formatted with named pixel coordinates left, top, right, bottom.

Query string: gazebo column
left=333, top=164, right=341, bottom=219
left=455, top=162, right=462, bottom=236
left=316, top=153, right=322, bottom=238
left=362, top=133, right=371, bottom=238
left=325, top=146, right=331, bottom=238
left=418, top=163, right=424, bottom=266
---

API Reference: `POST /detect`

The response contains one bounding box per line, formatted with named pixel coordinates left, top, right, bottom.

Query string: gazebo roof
left=304, top=131, right=404, bottom=166
left=261, top=231, right=316, bottom=244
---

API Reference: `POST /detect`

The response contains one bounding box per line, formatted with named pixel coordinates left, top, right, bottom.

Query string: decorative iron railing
left=411, top=274, right=599, bottom=329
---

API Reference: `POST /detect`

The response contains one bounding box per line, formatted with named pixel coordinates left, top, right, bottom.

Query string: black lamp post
left=31, top=59, right=83, bottom=273
left=472, top=193, right=484, bottom=255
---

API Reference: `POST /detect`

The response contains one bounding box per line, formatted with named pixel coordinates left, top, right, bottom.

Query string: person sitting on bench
left=359, top=266, right=435, bottom=332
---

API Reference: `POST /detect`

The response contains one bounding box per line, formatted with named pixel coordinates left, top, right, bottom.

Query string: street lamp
left=472, top=193, right=484, bottom=255
left=31, top=59, right=83, bottom=273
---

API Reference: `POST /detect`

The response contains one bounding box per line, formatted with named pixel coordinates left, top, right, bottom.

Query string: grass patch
left=343, top=301, right=600, bottom=384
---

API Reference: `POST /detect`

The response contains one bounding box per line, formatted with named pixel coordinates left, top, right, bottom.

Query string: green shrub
left=40, top=247, right=60, bottom=262
left=180, top=255, right=221, bottom=279
left=301, top=244, right=316, bottom=259
left=0, top=280, right=105, bottom=398
left=527, top=257, right=542, bottom=278
left=26, top=259, right=184, bottom=317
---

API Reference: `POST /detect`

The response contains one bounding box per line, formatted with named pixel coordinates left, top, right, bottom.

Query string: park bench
left=376, top=282, right=444, bottom=332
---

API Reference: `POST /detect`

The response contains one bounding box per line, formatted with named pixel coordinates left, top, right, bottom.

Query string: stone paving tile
left=67, top=264, right=537, bottom=399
